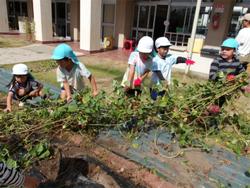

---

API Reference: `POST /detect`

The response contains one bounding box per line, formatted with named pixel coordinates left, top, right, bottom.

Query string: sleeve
left=235, top=30, right=244, bottom=45
left=176, top=56, right=187, bottom=64
left=151, top=57, right=159, bottom=71
left=79, top=63, right=91, bottom=78
left=57, top=67, right=66, bottom=82
left=30, top=80, right=42, bottom=90
left=236, top=63, right=246, bottom=75
left=0, top=162, right=24, bottom=187
left=167, top=54, right=178, bottom=65
left=128, top=52, right=137, bottom=66
left=209, top=60, right=219, bottom=80
left=8, top=84, right=16, bottom=94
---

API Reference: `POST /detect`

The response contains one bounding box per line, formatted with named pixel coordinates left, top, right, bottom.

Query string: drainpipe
left=185, top=0, right=202, bottom=74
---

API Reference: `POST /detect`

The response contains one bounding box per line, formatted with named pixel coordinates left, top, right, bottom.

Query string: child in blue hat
left=51, top=43, right=98, bottom=102
left=209, top=38, right=245, bottom=81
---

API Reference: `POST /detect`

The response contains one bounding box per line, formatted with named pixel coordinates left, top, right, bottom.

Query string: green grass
left=0, top=57, right=206, bottom=91
left=0, top=59, right=125, bottom=90
left=0, top=36, right=31, bottom=48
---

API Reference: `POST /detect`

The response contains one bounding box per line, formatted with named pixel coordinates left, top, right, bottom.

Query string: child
left=51, top=43, right=98, bottom=102
left=4, top=64, right=43, bottom=112
left=0, top=161, right=39, bottom=188
left=150, top=37, right=195, bottom=100
left=209, top=38, right=245, bottom=81
left=121, top=36, right=154, bottom=96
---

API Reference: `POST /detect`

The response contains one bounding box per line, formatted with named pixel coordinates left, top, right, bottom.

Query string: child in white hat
left=150, top=37, right=195, bottom=100
left=121, top=36, right=154, bottom=96
left=4, top=64, right=44, bottom=112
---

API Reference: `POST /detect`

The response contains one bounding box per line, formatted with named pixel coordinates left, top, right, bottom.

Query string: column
left=0, top=0, right=9, bottom=32
left=115, top=0, right=135, bottom=48
left=33, top=0, right=53, bottom=42
left=204, top=0, right=236, bottom=46
left=80, top=0, right=102, bottom=51
left=27, top=0, right=34, bottom=20
left=70, top=0, right=80, bottom=41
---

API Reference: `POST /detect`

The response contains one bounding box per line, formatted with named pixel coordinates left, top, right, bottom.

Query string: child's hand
left=29, top=90, right=39, bottom=97
left=185, top=59, right=195, bottom=65
left=134, top=78, right=142, bottom=87
left=124, top=85, right=131, bottom=92
left=4, top=108, right=11, bottom=113
left=92, top=90, right=98, bottom=97
left=66, top=96, right=72, bottom=103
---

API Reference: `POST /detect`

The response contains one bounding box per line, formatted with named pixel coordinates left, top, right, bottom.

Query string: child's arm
left=0, top=161, right=39, bottom=188
left=29, top=82, right=43, bottom=97
left=176, top=57, right=187, bottom=64
left=176, top=57, right=195, bottom=65
left=125, top=64, right=135, bottom=90
left=140, top=70, right=150, bottom=81
left=63, top=81, right=72, bottom=102
left=4, top=92, right=13, bottom=112
left=88, top=75, right=98, bottom=96
left=236, top=63, right=246, bottom=75
left=209, top=60, right=219, bottom=80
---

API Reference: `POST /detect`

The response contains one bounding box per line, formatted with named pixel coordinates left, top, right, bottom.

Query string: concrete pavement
left=170, top=50, right=213, bottom=79
left=0, top=43, right=84, bottom=64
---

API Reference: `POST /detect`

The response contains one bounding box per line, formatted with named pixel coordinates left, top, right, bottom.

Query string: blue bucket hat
left=51, top=43, right=79, bottom=64
left=221, top=38, right=239, bottom=49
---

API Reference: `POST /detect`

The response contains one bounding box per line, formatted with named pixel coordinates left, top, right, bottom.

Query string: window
left=102, top=3, right=116, bottom=39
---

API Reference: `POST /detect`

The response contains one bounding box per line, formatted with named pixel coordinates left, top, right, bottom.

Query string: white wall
left=33, top=0, right=53, bottom=41
left=80, top=0, right=102, bottom=51
left=0, top=0, right=9, bottom=32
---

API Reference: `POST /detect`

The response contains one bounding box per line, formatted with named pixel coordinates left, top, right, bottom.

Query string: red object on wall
left=123, top=39, right=136, bottom=52
left=212, top=13, right=220, bottom=30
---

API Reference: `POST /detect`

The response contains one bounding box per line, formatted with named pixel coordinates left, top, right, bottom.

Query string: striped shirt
left=209, top=57, right=245, bottom=80
left=0, top=162, right=24, bottom=187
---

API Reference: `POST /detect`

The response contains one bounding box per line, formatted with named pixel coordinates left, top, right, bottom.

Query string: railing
left=165, top=32, right=191, bottom=46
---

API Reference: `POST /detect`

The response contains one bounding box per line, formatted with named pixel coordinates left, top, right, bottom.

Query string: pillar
left=0, top=0, right=9, bottom=32
left=115, top=0, right=135, bottom=48
left=80, top=0, right=102, bottom=51
left=70, top=0, right=80, bottom=41
left=27, top=0, right=34, bottom=21
left=204, top=0, right=236, bottom=46
left=33, top=0, right=53, bottom=41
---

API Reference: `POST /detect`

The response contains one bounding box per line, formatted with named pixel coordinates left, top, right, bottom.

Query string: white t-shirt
left=235, top=27, right=250, bottom=56
left=57, top=62, right=91, bottom=90
left=151, top=54, right=177, bottom=85
left=121, top=52, right=152, bottom=87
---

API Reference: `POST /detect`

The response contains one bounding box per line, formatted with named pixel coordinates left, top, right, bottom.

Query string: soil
left=31, top=132, right=175, bottom=188
left=0, top=89, right=249, bottom=187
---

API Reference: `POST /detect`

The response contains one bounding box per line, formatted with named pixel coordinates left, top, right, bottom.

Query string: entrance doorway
left=52, top=0, right=70, bottom=38
left=132, top=3, right=169, bottom=41
left=154, top=5, right=168, bottom=40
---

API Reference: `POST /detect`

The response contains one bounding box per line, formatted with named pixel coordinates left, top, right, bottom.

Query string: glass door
left=154, top=5, right=168, bottom=40
left=102, top=2, right=116, bottom=39
left=132, top=4, right=157, bottom=40
left=52, top=0, right=70, bottom=38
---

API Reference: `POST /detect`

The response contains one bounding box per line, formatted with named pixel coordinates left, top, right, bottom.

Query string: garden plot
left=0, top=58, right=249, bottom=187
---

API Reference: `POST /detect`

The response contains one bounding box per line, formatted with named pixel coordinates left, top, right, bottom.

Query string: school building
left=0, top=0, right=250, bottom=54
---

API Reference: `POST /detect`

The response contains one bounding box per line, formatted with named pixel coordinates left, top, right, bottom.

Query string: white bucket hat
left=137, top=36, right=153, bottom=53
left=155, top=37, right=172, bottom=48
left=12, top=64, right=28, bottom=75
